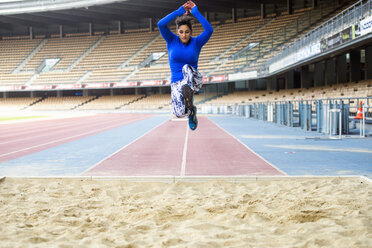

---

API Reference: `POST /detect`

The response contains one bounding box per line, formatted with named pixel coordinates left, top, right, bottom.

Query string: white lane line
left=0, top=115, right=117, bottom=141
left=211, top=118, right=287, bottom=176
left=266, top=144, right=372, bottom=154
left=81, top=118, right=169, bottom=176
left=0, top=117, right=128, bottom=145
left=0, top=116, right=146, bottom=158
left=180, top=124, right=189, bottom=177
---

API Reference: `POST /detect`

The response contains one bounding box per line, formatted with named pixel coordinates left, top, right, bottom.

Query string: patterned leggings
left=171, top=64, right=203, bottom=118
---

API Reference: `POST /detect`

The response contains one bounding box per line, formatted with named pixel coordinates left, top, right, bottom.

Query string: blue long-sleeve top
left=158, top=6, right=213, bottom=83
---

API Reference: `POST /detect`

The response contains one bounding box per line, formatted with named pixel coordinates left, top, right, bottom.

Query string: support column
left=326, top=58, right=336, bottom=86
left=57, top=91, right=63, bottom=97
left=204, top=11, right=209, bottom=21
left=301, top=65, right=312, bottom=88
left=118, top=21, right=124, bottom=34
left=248, top=79, right=257, bottom=91
left=232, top=8, right=237, bottom=23
left=29, top=26, right=34, bottom=40
left=365, top=46, right=372, bottom=79
left=159, top=87, right=166, bottom=94
left=285, top=70, right=295, bottom=89
left=261, top=3, right=266, bottom=19
left=336, top=54, right=347, bottom=84
left=257, top=79, right=266, bottom=90
left=314, top=61, right=325, bottom=87
left=149, top=18, right=154, bottom=32
left=3, top=92, right=8, bottom=98
left=83, top=90, right=89, bottom=97
left=89, top=23, right=94, bottom=36
left=135, top=87, right=139, bottom=95
left=350, top=50, right=361, bottom=82
left=30, top=91, right=35, bottom=98
left=59, top=25, right=64, bottom=38
left=266, top=77, right=276, bottom=91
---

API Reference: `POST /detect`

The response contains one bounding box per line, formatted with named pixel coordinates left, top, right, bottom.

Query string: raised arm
left=191, top=6, right=213, bottom=47
left=157, top=6, right=186, bottom=43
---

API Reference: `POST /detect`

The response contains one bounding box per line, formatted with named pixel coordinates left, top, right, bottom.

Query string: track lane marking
left=207, top=117, right=287, bottom=176
left=81, top=118, right=169, bottom=176
left=180, top=124, right=189, bottom=177
left=0, top=117, right=138, bottom=145
left=0, top=116, right=148, bottom=159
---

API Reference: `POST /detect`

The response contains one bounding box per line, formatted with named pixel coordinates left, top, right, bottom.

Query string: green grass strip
left=0, top=116, right=49, bottom=122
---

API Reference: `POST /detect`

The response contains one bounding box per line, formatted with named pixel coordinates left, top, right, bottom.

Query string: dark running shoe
left=182, top=84, right=194, bottom=114
left=188, top=105, right=198, bottom=131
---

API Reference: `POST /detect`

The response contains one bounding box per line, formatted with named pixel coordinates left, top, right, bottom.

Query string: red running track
left=186, top=117, right=283, bottom=176
left=84, top=119, right=187, bottom=176
left=0, top=114, right=151, bottom=163
left=84, top=116, right=284, bottom=176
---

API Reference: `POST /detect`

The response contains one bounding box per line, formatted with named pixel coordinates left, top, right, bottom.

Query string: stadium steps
left=118, top=33, right=161, bottom=69
left=206, top=18, right=276, bottom=76
left=13, top=39, right=47, bottom=74
left=213, top=18, right=275, bottom=63
left=121, top=67, right=138, bottom=82
left=21, top=97, right=46, bottom=110
left=207, top=58, right=228, bottom=76
left=199, top=92, right=229, bottom=105
left=195, top=94, right=221, bottom=105
left=68, top=36, right=105, bottom=72
left=116, top=95, right=147, bottom=109
left=25, top=73, right=40, bottom=86
left=76, top=70, right=93, bottom=84
left=72, top=96, right=99, bottom=110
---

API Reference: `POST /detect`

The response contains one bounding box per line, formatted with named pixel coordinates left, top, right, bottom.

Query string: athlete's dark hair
left=175, top=16, right=193, bottom=31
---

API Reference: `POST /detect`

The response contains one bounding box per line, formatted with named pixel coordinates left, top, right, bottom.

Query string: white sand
left=0, top=177, right=371, bottom=248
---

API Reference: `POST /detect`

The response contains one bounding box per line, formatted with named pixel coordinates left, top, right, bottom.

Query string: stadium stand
left=0, top=0, right=369, bottom=116
left=0, top=1, right=351, bottom=89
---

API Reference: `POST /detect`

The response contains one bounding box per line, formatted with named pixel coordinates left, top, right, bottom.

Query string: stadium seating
left=0, top=73, right=34, bottom=85
left=22, top=36, right=100, bottom=72
left=0, top=38, right=42, bottom=74
left=0, top=2, right=348, bottom=87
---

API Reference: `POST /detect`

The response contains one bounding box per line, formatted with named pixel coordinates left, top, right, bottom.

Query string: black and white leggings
left=171, top=64, right=203, bottom=118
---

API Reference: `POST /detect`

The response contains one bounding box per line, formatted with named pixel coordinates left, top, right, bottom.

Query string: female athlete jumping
left=158, top=0, right=213, bottom=130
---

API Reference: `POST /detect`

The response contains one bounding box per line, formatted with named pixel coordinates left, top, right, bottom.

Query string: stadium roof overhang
left=0, top=0, right=288, bottom=36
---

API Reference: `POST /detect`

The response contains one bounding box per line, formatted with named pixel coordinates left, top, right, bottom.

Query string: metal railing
left=262, top=0, right=372, bottom=75
left=200, top=97, right=372, bottom=136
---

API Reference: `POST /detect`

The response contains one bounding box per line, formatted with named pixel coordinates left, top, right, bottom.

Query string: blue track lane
left=210, top=116, right=372, bottom=178
left=0, top=116, right=168, bottom=176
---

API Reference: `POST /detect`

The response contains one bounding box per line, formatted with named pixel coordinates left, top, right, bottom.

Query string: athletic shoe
left=188, top=105, right=198, bottom=131
left=182, top=84, right=194, bottom=114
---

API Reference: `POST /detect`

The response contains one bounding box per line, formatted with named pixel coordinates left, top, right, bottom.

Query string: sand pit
left=0, top=177, right=370, bottom=247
